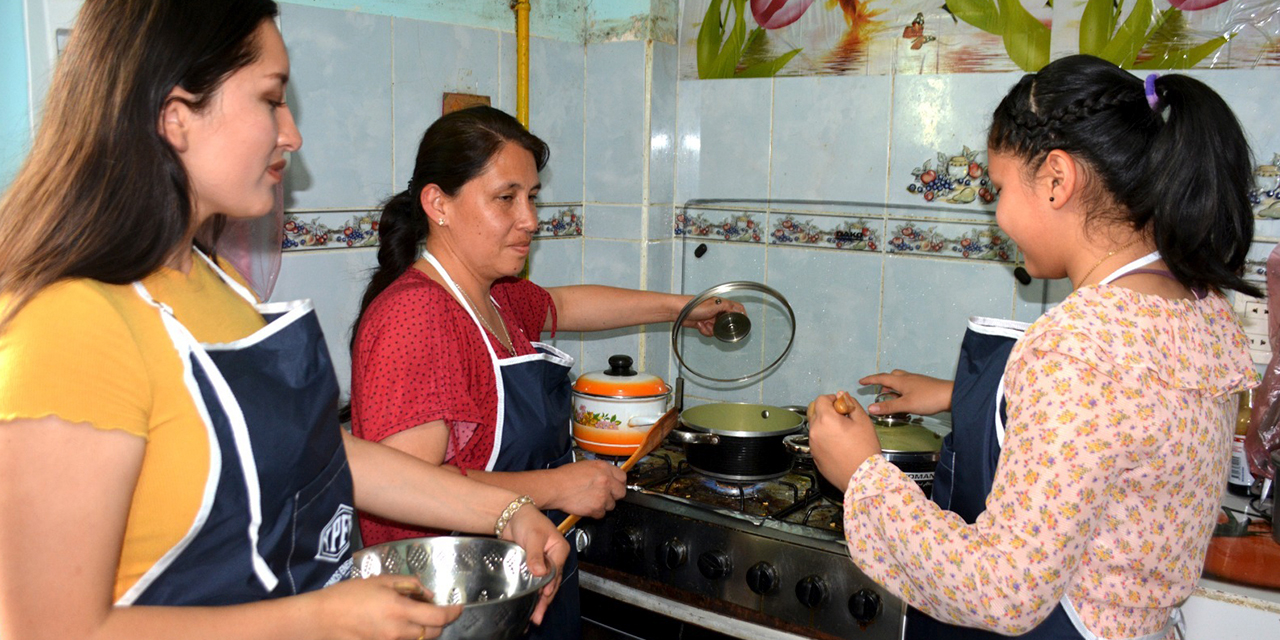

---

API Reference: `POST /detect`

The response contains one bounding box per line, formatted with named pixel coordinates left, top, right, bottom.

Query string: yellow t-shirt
left=0, top=252, right=266, bottom=601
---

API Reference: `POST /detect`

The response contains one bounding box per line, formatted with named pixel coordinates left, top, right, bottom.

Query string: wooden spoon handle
left=556, top=408, right=680, bottom=534
left=833, top=391, right=855, bottom=416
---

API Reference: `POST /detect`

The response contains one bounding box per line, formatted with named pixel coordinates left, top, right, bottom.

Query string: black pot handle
left=668, top=429, right=720, bottom=445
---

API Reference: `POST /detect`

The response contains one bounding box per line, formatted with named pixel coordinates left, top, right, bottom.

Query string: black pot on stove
left=786, top=412, right=942, bottom=499
left=873, top=412, right=942, bottom=498
left=667, top=402, right=805, bottom=482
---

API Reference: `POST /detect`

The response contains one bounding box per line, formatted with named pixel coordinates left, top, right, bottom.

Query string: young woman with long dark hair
left=809, top=55, right=1259, bottom=640
left=0, top=3, right=566, bottom=639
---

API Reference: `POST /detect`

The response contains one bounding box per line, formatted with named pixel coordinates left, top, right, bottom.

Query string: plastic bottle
left=1228, top=389, right=1255, bottom=496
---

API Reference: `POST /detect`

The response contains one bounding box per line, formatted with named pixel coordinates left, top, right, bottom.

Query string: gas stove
left=573, top=444, right=905, bottom=640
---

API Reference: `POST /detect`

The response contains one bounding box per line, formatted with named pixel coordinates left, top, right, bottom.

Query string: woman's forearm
left=546, top=286, right=686, bottom=332
left=343, top=432, right=517, bottom=534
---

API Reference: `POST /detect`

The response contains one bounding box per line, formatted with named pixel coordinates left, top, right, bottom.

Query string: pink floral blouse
left=844, top=285, right=1257, bottom=638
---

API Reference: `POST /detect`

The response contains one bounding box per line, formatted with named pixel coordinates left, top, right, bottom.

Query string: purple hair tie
left=1144, top=73, right=1160, bottom=111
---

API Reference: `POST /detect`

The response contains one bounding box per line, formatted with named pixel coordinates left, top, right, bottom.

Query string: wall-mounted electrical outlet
left=1234, top=292, right=1272, bottom=365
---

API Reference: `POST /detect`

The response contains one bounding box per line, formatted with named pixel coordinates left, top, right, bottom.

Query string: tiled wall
left=273, top=2, right=1279, bottom=407
left=667, top=68, right=1280, bottom=409
left=274, top=4, right=671, bottom=396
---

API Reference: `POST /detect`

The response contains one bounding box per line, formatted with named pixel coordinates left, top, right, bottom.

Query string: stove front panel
left=576, top=496, right=904, bottom=639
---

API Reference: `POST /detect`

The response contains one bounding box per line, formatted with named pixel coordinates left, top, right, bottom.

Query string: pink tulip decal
left=750, top=0, right=816, bottom=29
left=1167, top=0, right=1230, bottom=8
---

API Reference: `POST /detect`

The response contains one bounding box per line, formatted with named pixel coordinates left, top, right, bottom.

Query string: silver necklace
left=456, top=285, right=513, bottom=354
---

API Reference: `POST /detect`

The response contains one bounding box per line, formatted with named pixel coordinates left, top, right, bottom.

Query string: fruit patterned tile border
left=280, top=205, right=583, bottom=251
left=883, top=219, right=1014, bottom=263
left=675, top=208, right=766, bottom=243
left=1252, top=152, right=1280, bottom=218
left=768, top=214, right=880, bottom=251
left=283, top=211, right=379, bottom=251
left=532, top=206, right=583, bottom=239
left=676, top=207, right=1016, bottom=263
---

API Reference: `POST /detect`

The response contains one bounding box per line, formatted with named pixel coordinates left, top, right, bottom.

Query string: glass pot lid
left=670, top=281, right=796, bottom=384
left=873, top=413, right=943, bottom=454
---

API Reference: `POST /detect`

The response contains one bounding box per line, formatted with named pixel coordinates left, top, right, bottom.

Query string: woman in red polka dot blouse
left=348, top=106, right=742, bottom=640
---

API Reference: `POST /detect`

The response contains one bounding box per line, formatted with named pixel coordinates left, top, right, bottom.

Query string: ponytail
left=348, top=188, right=428, bottom=352
left=989, top=54, right=1259, bottom=297
left=347, top=105, right=549, bottom=351
left=1137, top=74, right=1259, bottom=297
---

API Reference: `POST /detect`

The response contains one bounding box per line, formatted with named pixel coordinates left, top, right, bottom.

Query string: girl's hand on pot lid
left=858, top=370, right=954, bottom=416
left=808, top=393, right=881, bottom=493
left=681, top=296, right=747, bottom=337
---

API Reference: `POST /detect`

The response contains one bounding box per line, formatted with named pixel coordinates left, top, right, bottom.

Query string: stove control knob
left=848, top=589, right=882, bottom=623
left=746, top=562, right=779, bottom=595
left=657, top=539, right=688, bottom=570
left=611, top=528, right=644, bottom=562
left=795, top=575, right=828, bottom=609
left=697, top=550, right=733, bottom=580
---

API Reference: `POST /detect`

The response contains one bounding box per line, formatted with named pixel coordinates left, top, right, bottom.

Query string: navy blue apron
left=425, top=251, right=580, bottom=640
left=905, top=253, right=1183, bottom=640
left=118, top=252, right=354, bottom=606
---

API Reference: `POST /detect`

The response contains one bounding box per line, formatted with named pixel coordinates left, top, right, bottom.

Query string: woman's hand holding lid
left=500, top=502, right=570, bottom=625
left=680, top=296, right=748, bottom=338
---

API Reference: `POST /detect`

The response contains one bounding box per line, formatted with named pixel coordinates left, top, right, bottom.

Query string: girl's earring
left=437, top=217, right=445, bottom=226
left=1049, top=196, right=1055, bottom=202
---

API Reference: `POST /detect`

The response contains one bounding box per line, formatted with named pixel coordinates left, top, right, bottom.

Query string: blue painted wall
left=1, top=0, right=30, bottom=188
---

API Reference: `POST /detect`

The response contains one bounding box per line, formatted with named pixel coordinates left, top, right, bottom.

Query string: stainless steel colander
left=351, top=536, right=557, bottom=640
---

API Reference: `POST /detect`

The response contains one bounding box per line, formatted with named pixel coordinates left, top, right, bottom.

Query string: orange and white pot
left=572, top=355, right=670, bottom=457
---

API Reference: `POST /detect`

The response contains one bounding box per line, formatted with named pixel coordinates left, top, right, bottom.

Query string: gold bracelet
left=494, top=495, right=535, bottom=538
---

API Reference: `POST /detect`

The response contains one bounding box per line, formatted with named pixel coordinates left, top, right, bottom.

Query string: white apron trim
left=114, top=298, right=224, bottom=606
left=121, top=250, right=311, bottom=599
left=421, top=251, right=575, bottom=472
left=1098, top=252, right=1162, bottom=285
left=967, top=316, right=1031, bottom=340
left=1060, top=596, right=1184, bottom=640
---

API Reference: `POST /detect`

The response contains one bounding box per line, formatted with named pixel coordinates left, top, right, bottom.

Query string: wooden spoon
left=833, top=390, right=855, bottom=415
left=556, top=407, right=680, bottom=534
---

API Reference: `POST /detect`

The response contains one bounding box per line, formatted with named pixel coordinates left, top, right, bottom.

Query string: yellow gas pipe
left=513, top=0, right=530, bottom=128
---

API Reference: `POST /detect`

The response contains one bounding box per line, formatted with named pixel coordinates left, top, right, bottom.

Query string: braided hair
left=989, top=54, right=1259, bottom=297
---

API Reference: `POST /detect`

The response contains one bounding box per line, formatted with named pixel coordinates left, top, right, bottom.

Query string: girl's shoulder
left=1012, top=286, right=1255, bottom=394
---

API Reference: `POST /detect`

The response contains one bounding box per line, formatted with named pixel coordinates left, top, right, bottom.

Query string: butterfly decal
left=902, top=12, right=936, bottom=50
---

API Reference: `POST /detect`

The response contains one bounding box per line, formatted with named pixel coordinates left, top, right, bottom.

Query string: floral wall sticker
left=1253, top=153, right=1280, bottom=218
left=905, top=147, right=996, bottom=205
left=679, top=0, right=1280, bottom=78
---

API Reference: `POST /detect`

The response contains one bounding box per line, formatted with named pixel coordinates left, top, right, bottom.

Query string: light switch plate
left=1234, top=292, right=1272, bottom=365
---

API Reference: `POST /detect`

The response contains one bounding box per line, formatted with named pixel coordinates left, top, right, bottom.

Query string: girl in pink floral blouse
left=809, top=55, right=1260, bottom=640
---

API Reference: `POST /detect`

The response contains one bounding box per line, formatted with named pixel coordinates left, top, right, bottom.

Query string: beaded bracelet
left=494, top=495, right=535, bottom=538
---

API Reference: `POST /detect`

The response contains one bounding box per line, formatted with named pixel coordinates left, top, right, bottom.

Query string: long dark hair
left=989, top=54, right=1259, bottom=297
left=350, top=106, right=550, bottom=342
left=0, top=0, right=279, bottom=327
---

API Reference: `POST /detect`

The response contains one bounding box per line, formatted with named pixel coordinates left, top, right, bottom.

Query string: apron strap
left=130, top=281, right=279, bottom=594
left=193, top=248, right=259, bottom=305
left=1098, top=251, right=1162, bottom=285
left=422, top=250, right=507, bottom=472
